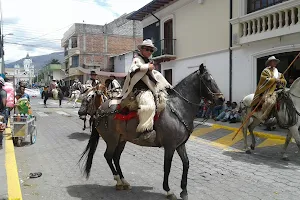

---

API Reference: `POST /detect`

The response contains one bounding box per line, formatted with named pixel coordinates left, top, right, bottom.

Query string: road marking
left=56, top=111, right=70, bottom=116
left=214, top=131, right=249, bottom=147
left=257, top=138, right=285, bottom=148
left=36, top=111, right=49, bottom=117
left=192, top=127, right=217, bottom=137
left=5, top=120, right=23, bottom=200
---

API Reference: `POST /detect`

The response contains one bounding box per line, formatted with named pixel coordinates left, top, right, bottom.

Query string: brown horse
left=79, top=64, right=224, bottom=200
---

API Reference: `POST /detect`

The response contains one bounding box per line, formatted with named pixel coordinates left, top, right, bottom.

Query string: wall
left=53, top=70, right=64, bottom=81
left=113, top=54, right=125, bottom=73
left=232, top=33, right=300, bottom=102
left=174, top=0, right=229, bottom=59
left=161, top=50, right=230, bottom=101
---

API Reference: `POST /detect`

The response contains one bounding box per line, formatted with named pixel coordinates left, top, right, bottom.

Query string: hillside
left=5, top=52, right=65, bottom=70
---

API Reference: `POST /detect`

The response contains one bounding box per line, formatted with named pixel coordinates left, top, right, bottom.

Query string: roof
left=126, top=0, right=175, bottom=21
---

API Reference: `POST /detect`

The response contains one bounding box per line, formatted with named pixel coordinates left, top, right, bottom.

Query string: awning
left=126, top=0, right=175, bottom=21
left=77, top=67, right=127, bottom=77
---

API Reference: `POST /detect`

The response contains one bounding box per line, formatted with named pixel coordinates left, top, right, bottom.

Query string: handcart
left=10, top=115, right=37, bottom=147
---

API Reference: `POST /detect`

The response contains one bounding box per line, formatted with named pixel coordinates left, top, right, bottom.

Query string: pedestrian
left=0, top=77, right=7, bottom=149
left=57, top=87, right=64, bottom=107
left=43, top=86, right=49, bottom=108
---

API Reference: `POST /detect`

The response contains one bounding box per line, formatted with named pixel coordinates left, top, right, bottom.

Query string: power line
left=4, top=41, right=62, bottom=51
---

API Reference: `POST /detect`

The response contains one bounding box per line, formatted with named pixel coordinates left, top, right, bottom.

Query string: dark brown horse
left=79, top=64, right=224, bottom=200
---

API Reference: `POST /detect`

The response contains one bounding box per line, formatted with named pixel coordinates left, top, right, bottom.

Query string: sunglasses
left=142, top=48, right=154, bottom=53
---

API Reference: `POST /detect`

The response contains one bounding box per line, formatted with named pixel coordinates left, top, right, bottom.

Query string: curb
left=194, top=121, right=286, bottom=140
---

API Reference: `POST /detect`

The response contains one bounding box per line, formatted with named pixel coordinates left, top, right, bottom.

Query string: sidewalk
left=194, top=118, right=288, bottom=140
left=0, top=133, right=8, bottom=200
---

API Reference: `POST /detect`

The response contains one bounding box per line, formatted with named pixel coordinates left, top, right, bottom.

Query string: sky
left=1, top=0, right=152, bottom=63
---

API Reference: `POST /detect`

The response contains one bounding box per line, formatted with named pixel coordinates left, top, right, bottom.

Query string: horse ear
left=199, top=63, right=205, bottom=74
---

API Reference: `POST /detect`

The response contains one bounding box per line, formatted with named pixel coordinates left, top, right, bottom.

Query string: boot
left=134, top=130, right=156, bottom=143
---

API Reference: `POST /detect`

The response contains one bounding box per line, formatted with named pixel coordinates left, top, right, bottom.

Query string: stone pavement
left=5, top=99, right=300, bottom=199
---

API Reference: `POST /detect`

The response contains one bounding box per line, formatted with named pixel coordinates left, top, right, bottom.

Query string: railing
left=153, top=38, right=176, bottom=58
left=231, top=0, right=300, bottom=44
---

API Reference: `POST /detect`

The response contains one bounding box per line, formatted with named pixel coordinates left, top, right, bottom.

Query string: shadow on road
left=66, top=184, right=166, bottom=200
left=68, top=132, right=90, bottom=141
left=223, top=145, right=300, bottom=169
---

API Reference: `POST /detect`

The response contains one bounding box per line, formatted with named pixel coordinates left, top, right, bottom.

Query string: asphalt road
left=13, top=98, right=300, bottom=200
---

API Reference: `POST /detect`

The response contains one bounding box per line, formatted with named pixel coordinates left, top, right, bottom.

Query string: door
left=164, top=19, right=173, bottom=55
left=164, top=69, right=172, bottom=85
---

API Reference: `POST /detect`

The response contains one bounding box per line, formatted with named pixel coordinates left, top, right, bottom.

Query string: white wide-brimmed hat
left=265, top=56, right=280, bottom=66
left=137, top=39, right=157, bottom=52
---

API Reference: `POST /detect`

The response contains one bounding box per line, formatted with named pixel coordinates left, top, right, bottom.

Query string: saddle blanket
left=114, top=105, right=160, bottom=121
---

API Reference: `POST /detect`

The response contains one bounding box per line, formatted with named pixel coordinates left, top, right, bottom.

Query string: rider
left=251, top=56, right=286, bottom=124
left=108, top=75, right=121, bottom=98
left=86, top=71, right=100, bottom=87
left=112, top=39, right=171, bottom=142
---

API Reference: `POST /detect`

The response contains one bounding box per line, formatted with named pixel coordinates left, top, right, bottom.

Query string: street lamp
left=0, top=33, right=14, bottom=75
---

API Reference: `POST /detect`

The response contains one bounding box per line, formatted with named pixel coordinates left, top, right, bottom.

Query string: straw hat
left=265, top=56, right=280, bottom=66
left=137, top=39, right=157, bottom=52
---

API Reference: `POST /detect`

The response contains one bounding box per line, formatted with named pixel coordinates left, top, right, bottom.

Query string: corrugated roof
left=126, top=0, right=175, bottom=21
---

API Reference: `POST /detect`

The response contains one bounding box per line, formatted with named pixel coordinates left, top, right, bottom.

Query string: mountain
left=5, top=52, right=65, bottom=70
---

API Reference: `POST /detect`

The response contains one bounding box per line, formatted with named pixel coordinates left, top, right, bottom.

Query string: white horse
left=68, top=82, right=92, bottom=108
left=241, top=77, right=300, bottom=160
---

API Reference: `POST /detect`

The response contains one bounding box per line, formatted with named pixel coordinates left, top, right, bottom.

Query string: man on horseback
left=111, top=39, right=171, bottom=142
left=251, top=56, right=287, bottom=124
left=86, top=71, right=100, bottom=87
left=107, top=75, right=121, bottom=98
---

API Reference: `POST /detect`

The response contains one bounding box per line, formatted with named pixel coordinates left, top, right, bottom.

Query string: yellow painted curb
left=5, top=120, right=23, bottom=200
left=211, top=124, right=286, bottom=140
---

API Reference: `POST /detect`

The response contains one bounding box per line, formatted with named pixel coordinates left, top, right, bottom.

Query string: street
left=9, top=98, right=300, bottom=200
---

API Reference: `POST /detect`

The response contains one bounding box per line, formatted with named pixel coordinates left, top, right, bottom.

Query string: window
left=71, top=56, right=79, bottom=68
left=247, top=0, right=289, bottom=13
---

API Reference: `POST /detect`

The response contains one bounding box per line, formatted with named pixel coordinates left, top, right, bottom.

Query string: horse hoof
left=180, top=192, right=188, bottom=200
left=123, top=185, right=131, bottom=190
left=250, top=144, right=255, bottom=150
left=167, top=194, right=177, bottom=200
left=245, top=150, right=251, bottom=154
left=115, top=184, right=123, bottom=190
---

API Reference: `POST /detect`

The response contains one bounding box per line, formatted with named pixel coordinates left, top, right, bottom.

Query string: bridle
left=171, top=70, right=223, bottom=106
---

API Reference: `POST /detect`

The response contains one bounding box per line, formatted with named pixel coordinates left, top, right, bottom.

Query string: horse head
left=198, top=64, right=224, bottom=105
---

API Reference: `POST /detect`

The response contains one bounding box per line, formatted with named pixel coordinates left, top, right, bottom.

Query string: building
left=128, top=0, right=300, bottom=102
left=37, top=64, right=65, bottom=86
left=5, top=54, right=35, bottom=86
left=61, top=13, right=142, bottom=86
left=230, top=0, right=300, bottom=102
left=127, top=0, right=231, bottom=99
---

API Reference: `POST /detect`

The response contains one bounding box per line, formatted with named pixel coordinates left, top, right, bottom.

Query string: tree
left=49, top=59, right=60, bottom=64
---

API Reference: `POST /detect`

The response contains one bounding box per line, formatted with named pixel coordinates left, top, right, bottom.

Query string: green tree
left=49, top=59, right=60, bottom=64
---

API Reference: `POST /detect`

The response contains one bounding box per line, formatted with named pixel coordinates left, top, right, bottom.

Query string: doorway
left=164, top=69, right=172, bottom=85
left=164, top=19, right=173, bottom=55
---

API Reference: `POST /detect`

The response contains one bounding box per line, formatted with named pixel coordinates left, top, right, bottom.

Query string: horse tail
left=78, top=126, right=100, bottom=179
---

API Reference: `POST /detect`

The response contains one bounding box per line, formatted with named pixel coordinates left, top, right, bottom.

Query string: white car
left=25, top=88, right=41, bottom=98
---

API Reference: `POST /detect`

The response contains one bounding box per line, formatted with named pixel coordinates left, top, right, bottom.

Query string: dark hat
left=90, top=71, right=97, bottom=75
left=225, top=101, right=231, bottom=105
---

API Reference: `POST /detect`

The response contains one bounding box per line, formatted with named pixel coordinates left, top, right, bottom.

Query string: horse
left=240, top=77, right=300, bottom=160
left=79, top=84, right=108, bottom=132
left=78, top=64, right=224, bottom=200
left=68, top=82, right=86, bottom=108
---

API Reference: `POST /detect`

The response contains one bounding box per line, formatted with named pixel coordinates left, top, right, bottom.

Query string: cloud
left=2, top=0, right=152, bottom=63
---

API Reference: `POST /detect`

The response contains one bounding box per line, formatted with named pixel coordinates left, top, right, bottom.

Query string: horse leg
left=113, top=141, right=131, bottom=190
left=176, top=144, right=189, bottom=200
left=163, top=148, right=177, bottom=200
left=248, top=118, right=261, bottom=151
left=242, top=108, right=251, bottom=153
left=288, top=124, right=300, bottom=155
left=104, top=141, right=122, bottom=190
left=89, top=117, right=93, bottom=132
left=83, top=118, right=86, bottom=131
left=281, top=130, right=292, bottom=161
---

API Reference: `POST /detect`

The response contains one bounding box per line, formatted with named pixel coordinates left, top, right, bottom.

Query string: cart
left=11, top=115, right=37, bottom=147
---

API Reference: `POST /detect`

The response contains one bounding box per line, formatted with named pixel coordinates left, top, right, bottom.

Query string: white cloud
left=2, top=0, right=152, bottom=63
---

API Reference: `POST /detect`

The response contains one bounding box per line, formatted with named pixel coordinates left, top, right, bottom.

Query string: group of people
left=196, top=99, right=242, bottom=123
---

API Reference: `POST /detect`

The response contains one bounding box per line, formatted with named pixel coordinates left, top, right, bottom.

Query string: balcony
left=152, top=38, right=176, bottom=62
left=230, top=0, right=300, bottom=44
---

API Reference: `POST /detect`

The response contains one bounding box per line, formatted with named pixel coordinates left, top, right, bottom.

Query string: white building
left=127, top=0, right=300, bottom=102
left=13, top=54, right=35, bottom=86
